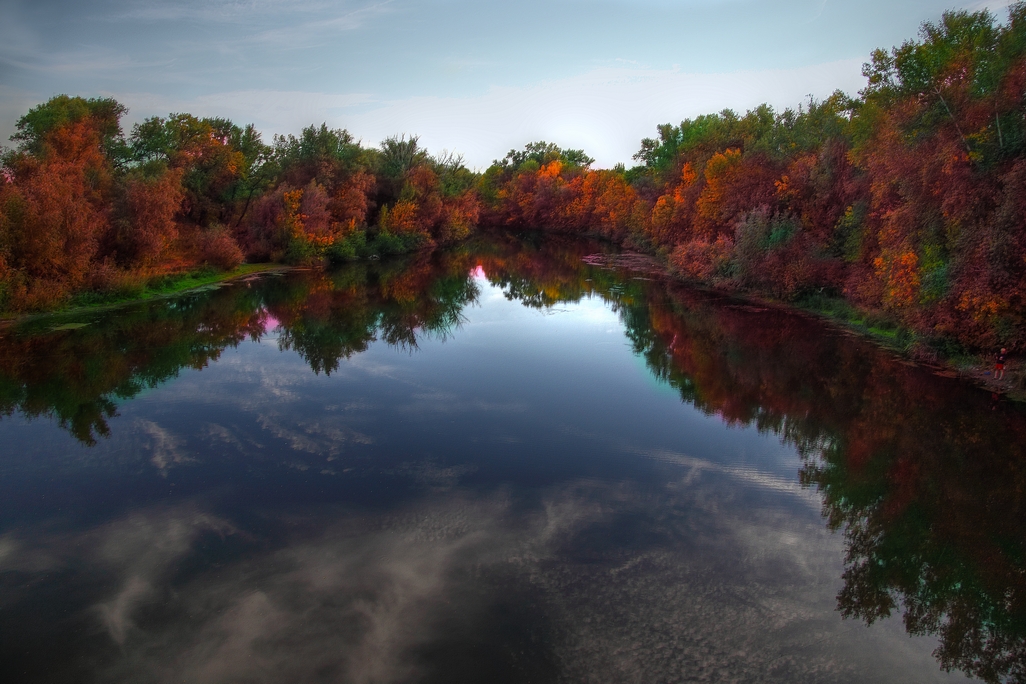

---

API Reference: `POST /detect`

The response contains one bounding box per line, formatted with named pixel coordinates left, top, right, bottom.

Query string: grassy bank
left=69, top=263, right=282, bottom=307
left=1, top=263, right=286, bottom=325
left=793, top=291, right=1025, bottom=402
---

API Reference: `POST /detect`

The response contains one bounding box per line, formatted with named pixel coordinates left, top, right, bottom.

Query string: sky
left=0, top=0, right=1017, bottom=168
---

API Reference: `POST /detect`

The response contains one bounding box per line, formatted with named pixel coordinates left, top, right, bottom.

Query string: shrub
left=282, top=235, right=316, bottom=265
left=373, top=230, right=412, bottom=256
left=325, top=229, right=367, bottom=265
left=201, top=226, right=244, bottom=270
left=670, top=236, right=734, bottom=281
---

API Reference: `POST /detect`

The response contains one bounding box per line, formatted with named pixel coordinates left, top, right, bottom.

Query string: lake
left=1, top=232, right=1023, bottom=683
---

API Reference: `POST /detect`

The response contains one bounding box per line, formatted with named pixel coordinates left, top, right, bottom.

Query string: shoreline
left=0, top=263, right=290, bottom=328
left=4, top=232, right=1022, bottom=402
left=577, top=234, right=1024, bottom=403
left=736, top=287, right=1024, bottom=403
left=790, top=297, right=1024, bottom=402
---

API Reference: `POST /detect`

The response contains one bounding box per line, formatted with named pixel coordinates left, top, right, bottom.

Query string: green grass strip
left=1, top=263, right=285, bottom=323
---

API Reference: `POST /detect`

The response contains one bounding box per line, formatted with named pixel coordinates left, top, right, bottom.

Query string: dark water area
left=1, top=232, right=1024, bottom=683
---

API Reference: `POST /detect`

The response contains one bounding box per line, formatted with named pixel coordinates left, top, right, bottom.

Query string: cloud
left=254, top=411, right=374, bottom=458
left=0, top=46, right=175, bottom=77
left=969, top=0, right=1016, bottom=15
left=0, top=505, right=236, bottom=645
left=71, top=60, right=865, bottom=170
left=137, top=419, right=195, bottom=476
left=240, top=0, right=395, bottom=47
left=110, top=0, right=389, bottom=24
left=203, top=422, right=248, bottom=450
left=91, top=507, right=238, bottom=644
left=636, top=445, right=820, bottom=505
left=0, top=473, right=956, bottom=682
left=331, top=61, right=867, bottom=168
left=0, top=0, right=991, bottom=163
left=91, top=495, right=533, bottom=682
left=108, top=89, right=374, bottom=141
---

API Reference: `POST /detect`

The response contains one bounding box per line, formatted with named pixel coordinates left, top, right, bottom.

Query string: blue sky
left=0, top=0, right=1015, bottom=168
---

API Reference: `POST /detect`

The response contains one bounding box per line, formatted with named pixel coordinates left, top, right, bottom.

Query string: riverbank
left=0, top=263, right=288, bottom=327
left=579, top=238, right=1024, bottom=402
left=6, top=230, right=1023, bottom=402
left=789, top=292, right=1024, bottom=401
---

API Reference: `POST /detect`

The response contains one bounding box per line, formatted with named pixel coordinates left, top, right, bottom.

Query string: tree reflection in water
left=0, top=231, right=1023, bottom=681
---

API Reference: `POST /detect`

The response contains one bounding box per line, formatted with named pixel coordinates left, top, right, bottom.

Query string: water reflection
left=627, top=279, right=1026, bottom=683
left=0, top=232, right=1023, bottom=682
left=0, top=250, right=480, bottom=443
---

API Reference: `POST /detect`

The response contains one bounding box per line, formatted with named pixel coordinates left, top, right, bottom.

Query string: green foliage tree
left=271, top=123, right=364, bottom=187
left=495, top=141, right=594, bottom=172
left=10, top=95, right=128, bottom=162
left=129, top=113, right=268, bottom=226
left=378, top=134, right=428, bottom=180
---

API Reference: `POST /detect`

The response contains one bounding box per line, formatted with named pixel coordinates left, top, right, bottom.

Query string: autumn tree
left=129, top=114, right=269, bottom=230
left=0, top=98, right=121, bottom=308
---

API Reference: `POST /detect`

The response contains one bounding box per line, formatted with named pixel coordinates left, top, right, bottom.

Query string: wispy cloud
left=327, top=60, right=866, bottom=168
left=103, top=0, right=396, bottom=55
left=92, top=508, right=237, bottom=644
left=0, top=479, right=946, bottom=682
left=241, top=0, right=395, bottom=47
left=97, top=89, right=374, bottom=144
left=969, top=0, right=1016, bottom=15
left=255, top=410, right=373, bottom=457
left=112, top=0, right=386, bottom=24
left=137, top=419, right=195, bottom=476
left=0, top=48, right=176, bottom=76
left=635, top=444, right=820, bottom=505
left=50, top=60, right=865, bottom=170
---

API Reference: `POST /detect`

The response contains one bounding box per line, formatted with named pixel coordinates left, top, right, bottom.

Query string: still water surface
left=1, top=233, right=1023, bottom=683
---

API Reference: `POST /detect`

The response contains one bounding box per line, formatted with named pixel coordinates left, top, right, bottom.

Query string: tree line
left=0, top=100, right=480, bottom=312
left=2, top=4, right=1025, bottom=352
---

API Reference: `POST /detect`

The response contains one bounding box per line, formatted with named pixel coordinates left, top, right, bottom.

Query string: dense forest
left=2, top=4, right=1025, bottom=352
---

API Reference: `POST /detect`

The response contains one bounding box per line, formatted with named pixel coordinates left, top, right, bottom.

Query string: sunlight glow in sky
left=0, top=0, right=1016, bottom=168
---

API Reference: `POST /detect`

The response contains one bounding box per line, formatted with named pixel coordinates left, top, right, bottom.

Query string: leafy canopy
left=11, top=95, right=127, bottom=160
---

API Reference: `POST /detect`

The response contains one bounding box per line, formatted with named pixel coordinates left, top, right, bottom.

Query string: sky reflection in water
left=2, top=233, right=1021, bottom=683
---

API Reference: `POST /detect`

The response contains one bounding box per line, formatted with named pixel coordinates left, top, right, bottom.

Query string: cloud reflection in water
left=1, top=472, right=955, bottom=683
